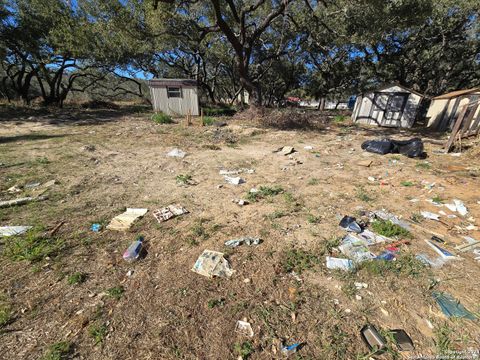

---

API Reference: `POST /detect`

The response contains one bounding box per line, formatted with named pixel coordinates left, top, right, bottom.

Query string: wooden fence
left=445, top=100, right=480, bottom=152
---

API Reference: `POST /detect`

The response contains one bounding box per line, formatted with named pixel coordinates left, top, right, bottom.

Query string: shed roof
left=433, top=88, right=480, bottom=100
left=149, top=78, right=197, bottom=87
left=359, top=83, right=424, bottom=97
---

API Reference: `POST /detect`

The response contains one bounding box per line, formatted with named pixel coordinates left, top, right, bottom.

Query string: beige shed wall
left=150, top=86, right=199, bottom=116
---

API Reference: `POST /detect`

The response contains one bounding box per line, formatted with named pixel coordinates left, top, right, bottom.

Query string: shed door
left=382, top=94, right=408, bottom=126
left=371, top=93, right=389, bottom=124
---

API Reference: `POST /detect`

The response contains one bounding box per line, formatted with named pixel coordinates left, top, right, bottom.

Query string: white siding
left=150, top=85, right=199, bottom=116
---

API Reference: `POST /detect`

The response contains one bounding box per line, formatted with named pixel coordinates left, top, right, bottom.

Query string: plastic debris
left=123, top=237, right=144, bottom=261
left=232, top=198, right=248, bottom=206
left=432, top=292, right=476, bottom=320
left=167, top=148, right=186, bottom=158
left=153, top=205, right=188, bottom=222
left=281, top=343, right=301, bottom=356
left=107, top=208, right=148, bottom=231
left=391, top=329, right=414, bottom=351
left=303, top=145, right=313, bottom=150
left=361, top=138, right=424, bottom=158
left=224, top=237, right=261, bottom=248
left=355, top=282, right=368, bottom=289
left=90, top=223, right=102, bottom=232
left=455, top=236, right=480, bottom=252
left=7, top=185, right=22, bottom=193
left=453, top=199, right=468, bottom=216
left=192, top=250, right=234, bottom=278
left=339, top=235, right=376, bottom=263
left=421, top=211, right=440, bottom=221
left=0, top=226, right=32, bottom=237
left=0, top=196, right=48, bottom=208
left=224, top=176, right=245, bottom=185
left=24, top=182, right=41, bottom=189
left=326, top=256, right=353, bottom=271
left=373, top=210, right=411, bottom=231
left=415, top=254, right=446, bottom=268
left=425, top=240, right=456, bottom=260
left=235, top=320, right=254, bottom=337
left=376, top=250, right=396, bottom=261
left=360, top=324, right=387, bottom=353
left=339, top=216, right=362, bottom=233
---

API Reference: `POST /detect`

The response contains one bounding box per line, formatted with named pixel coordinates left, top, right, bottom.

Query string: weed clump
left=41, top=341, right=72, bottom=360
left=282, top=248, right=319, bottom=274
left=371, top=219, right=412, bottom=239
left=4, top=228, right=64, bottom=262
left=245, top=185, right=284, bottom=202
left=151, top=112, right=173, bottom=124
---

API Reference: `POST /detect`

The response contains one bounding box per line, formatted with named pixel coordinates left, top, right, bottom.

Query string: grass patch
left=401, top=181, right=414, bottom=187
left=35, top=157, right=50, bottom=165
left=106, top=286, right=124, bottom=300
left=333, top=115, right=346, bottom=123
left=67, top=272, right=87, bottom=285
left=282, top=248, right=320, bottom=274
left=234, top=341, right=254, bottom=359
left=0, top=295, right=13, bottom=327
left=307, top=178, right=319, bottom=185
left=410, top=212, right=423, bottom=223
left=88, top=323, right=107, bottom=345
left=175, top=174, right=192, bottom=185
left=4, top=228, right=64, bottom=262
left=266, top=210, right=286, bottom=220
left=356, top=186, right=375, bottom=202
left=151, top=112, right=173, bottom=124
left=319, top=236, right=341, bottom=255
left=41, top=341, right=72, bottom=360
left=416, top=162, right=431, bottom=170
left=434, top=323, right=453, bottom=355
left=432, top=195, right=445, bottom=204
left=307, top=214, right=320, bottom=224
left=371, top=219, right=412, bottom=239
left=202, top=116, right=214, bottom=126
left=245, top=185, right=284, bottom=202
left=359, top=254, right=426, bottom=278
left=207, top=298, right=225, bottom=309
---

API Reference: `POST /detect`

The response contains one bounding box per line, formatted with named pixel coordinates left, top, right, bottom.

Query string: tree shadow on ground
left=0, top=104, right=151, bottom=126
left=0, top=133, right=68, bottom=144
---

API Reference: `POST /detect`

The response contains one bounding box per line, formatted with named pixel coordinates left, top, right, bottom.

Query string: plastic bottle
left=123, top=236, right=144, bottom=261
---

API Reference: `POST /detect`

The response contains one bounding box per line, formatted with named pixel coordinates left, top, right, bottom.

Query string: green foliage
left=416, top=162, right=431, bottom=170
left=4, top=228, right=64, bottom=262
left=360, top=254, right=426, bottom=278
left=245, top=185, right=284, bottom=202
left=151, top=112, right=173, bottom=124
left=333, top=115, right=346, bottom=123
left=356, top=186, right=375, bottom=202
left=41, top=341, right=72, bottom=360
left=234, top=341, right=254, bottom=358
left=266, top=210, right=286, bottom=220
left=0, top=295, right=12, bottom=327
left=67, top=272, right=87, bottom=285
left=175, top=174, right=192, bottom=185
left=434, top=323, right=453, bottom=355
left=432, top=195, right=444, bottom=204
left=307, top=214, right=320, bottom=224
left=371, top=219, right=413, bottom=239
left=202, top=116, right=215, bottom=125
left=88, top=323, right=107, bottom=344
left=282, top=248, right=320, bottom=274
left=307, top=178, right=319, bottom=185
left=400, top=181, right=414, bottom=187
left=207, top=298, right=225, bottom=309
left=106, top=286, right=124, bottom=300
left=203, top=107, right=236, bottom=116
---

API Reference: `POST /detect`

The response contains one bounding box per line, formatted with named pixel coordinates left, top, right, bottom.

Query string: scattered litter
left=367, top=176, right=376, bottom=182
left=153, top=205, right=188, bottom=222
left=445, top=199, right=468, bottom=216
left=219, top=168, right=254, bottom=175
left=0, top=195, right=48, bottom=208
left=289, top=271, right=302, bottom=282
left=123, top=236, right=144, bottom=261
left=455, top=237, right=480, bottom=252
left=373, top=210, right=411, bottom=231
left=357, top=160, right=373, bottom=167
left=42, top=180, right=57, bottom=188
left=192, top=250, right=234, bottom=278
left=354, top=230, right=390, bottom=246
left=360, top=324, right=387, bottom=353
left=354, top=282, right=368, bottom=289
left=235, top=320, right=254, bottom=337
left=0, top=226, right=32, bottom=237
left=326, top=256, right=353, bottom=271
left=303, top=145, right=313, bottom=150
left=425, top=240, right=457, bottom=260
left=274, top=146, right=295, bottom=155
left=339, top=216, right=362, bottom=233
left=355, top=295, right=362, bottom=301
left=224, top=176, right=245, bottom=185
left=224, top=237, right=261, bottom=248
left=24, top=181, right=41, bottom=189
left=107, top=208, right=148, bottom=231
left=361, top=138, right=424, bottom=158
left=420, top=211, right=440, bottom=221
left=339, top=235, right=376, bottom=263
left=391, top=329, right=414, bottom=351
left=7, top=185, right=22, bottom=193
left=232, top=199, right=248, bottom=206
left=432, top=292, right=476, bottom=320
left=415, top=254, right=446, bottom=268
left=376, top=250, right=396, bottom=261
left=126, top=270, right=134, bottom=276
left=380, top=308, right=389, bottom=317
left=281, top=343, right=301, bottom=356
left=90, top=223, right=102, bottom=232
left=167, top=148, right=186, bottom=158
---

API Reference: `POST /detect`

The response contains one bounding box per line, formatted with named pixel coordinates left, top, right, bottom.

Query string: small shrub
left=67, top=272, right=87, bottom=285
left=151, top=112, right=173, bottom=124
left=371, top=219, right=412, bottom=239
left=333, top=115, right=346, bottom=123
left=360, top=254, right=425, bottom=278
left=202, top=116, right=214, bottom=126
left=307, top=214, right=320, bottom=224
left=434, top=323, right=453, bottom=355
left=175, top=174, right=192, bottom=185
left=282, top=248, right=319, bottom=274
left=88, top=323, right=107, bottom=344
left=410, top=212, right=423, bottom=223
left=308, top=178, right=319, bottom=186
left=234, top=341, right=254, bottom=359
left=207, top=298, right=225, bottom=308
left=432, top=195, right=444, bottom=204
left=245, top=185, right=284, bottom=203
left=266, top=210, right=286, bottom=220
left=106, top=286, right=124, bottom=300
left=41, top=341, right=72, bottom=360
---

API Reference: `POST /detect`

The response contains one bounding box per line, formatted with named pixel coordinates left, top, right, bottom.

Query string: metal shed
left=351, top=84, right=423, bottom=128
left=149, top=79, right=199, bottom=116
left=426, top=88, right=480, bottom=131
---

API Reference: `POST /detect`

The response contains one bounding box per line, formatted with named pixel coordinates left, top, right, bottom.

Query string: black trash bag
left=361, top=139, right=395, bottom=155
left=390, top=138, right=424, bottom=158
left=361, top=138, right=424, bottom=158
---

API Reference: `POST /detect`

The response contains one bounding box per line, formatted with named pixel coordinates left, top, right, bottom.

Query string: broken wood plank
left=444, top=104, right=469, bottom=152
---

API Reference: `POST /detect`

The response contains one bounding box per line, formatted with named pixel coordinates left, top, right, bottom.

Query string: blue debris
left=432, top=292, right=477, bottom=320
left=90, top=223, right=102, bottom=232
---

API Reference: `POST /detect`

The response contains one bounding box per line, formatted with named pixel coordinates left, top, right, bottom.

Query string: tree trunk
left=317, top=97, right=325, bottom=111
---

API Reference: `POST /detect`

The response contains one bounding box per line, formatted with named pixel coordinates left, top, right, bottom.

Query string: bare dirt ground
left=1, top=106, right=479, bottom=360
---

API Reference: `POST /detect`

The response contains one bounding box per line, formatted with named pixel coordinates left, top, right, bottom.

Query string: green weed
left=67, top=272, right=87, bottom=285
left=266, top=210, right=286, bottom=220
left=151, top=112, right=173, bottom=124
left=175, top=174, right=192, bottom=185
left=106, top=286, right=124, bottom=300
left=282, top=248, right=319, bottom=274
left=400, top=181, right=414, bottom=187
left=432, top=195, right=444, bottom=204
left=416, top=162, right=431, bottom=170
left=202, top=116, right=214, bottom=126
left=410, top=212, right=423, bottom=223
left=88, top=323, right=107, bottom=344
left=41, top=341, right=72, bottom=360
left=307, top=214, right=321, bottom=224
left=245, top=185, right=284, bottom=202
left=333, top=115, right=346, bottom=123
left=371, top=219, right=412, bottom=239
left=207, top=298, right=225, bottom=309
left=0, top=295, right=13, bottom=327
left=360, top=254, right=425, bottom=278
left=434, top=323, right=453, bottom=355
left=234, top=341, right=254, bottom=359
left=4, top=228, right=64, bottom=262
left=356, top=187, right=375, bottom=202
left=308, top=178, right=319, bottom=185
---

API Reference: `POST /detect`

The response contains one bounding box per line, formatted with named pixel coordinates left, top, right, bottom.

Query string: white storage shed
left=149, top=79, right=199, bottom=116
